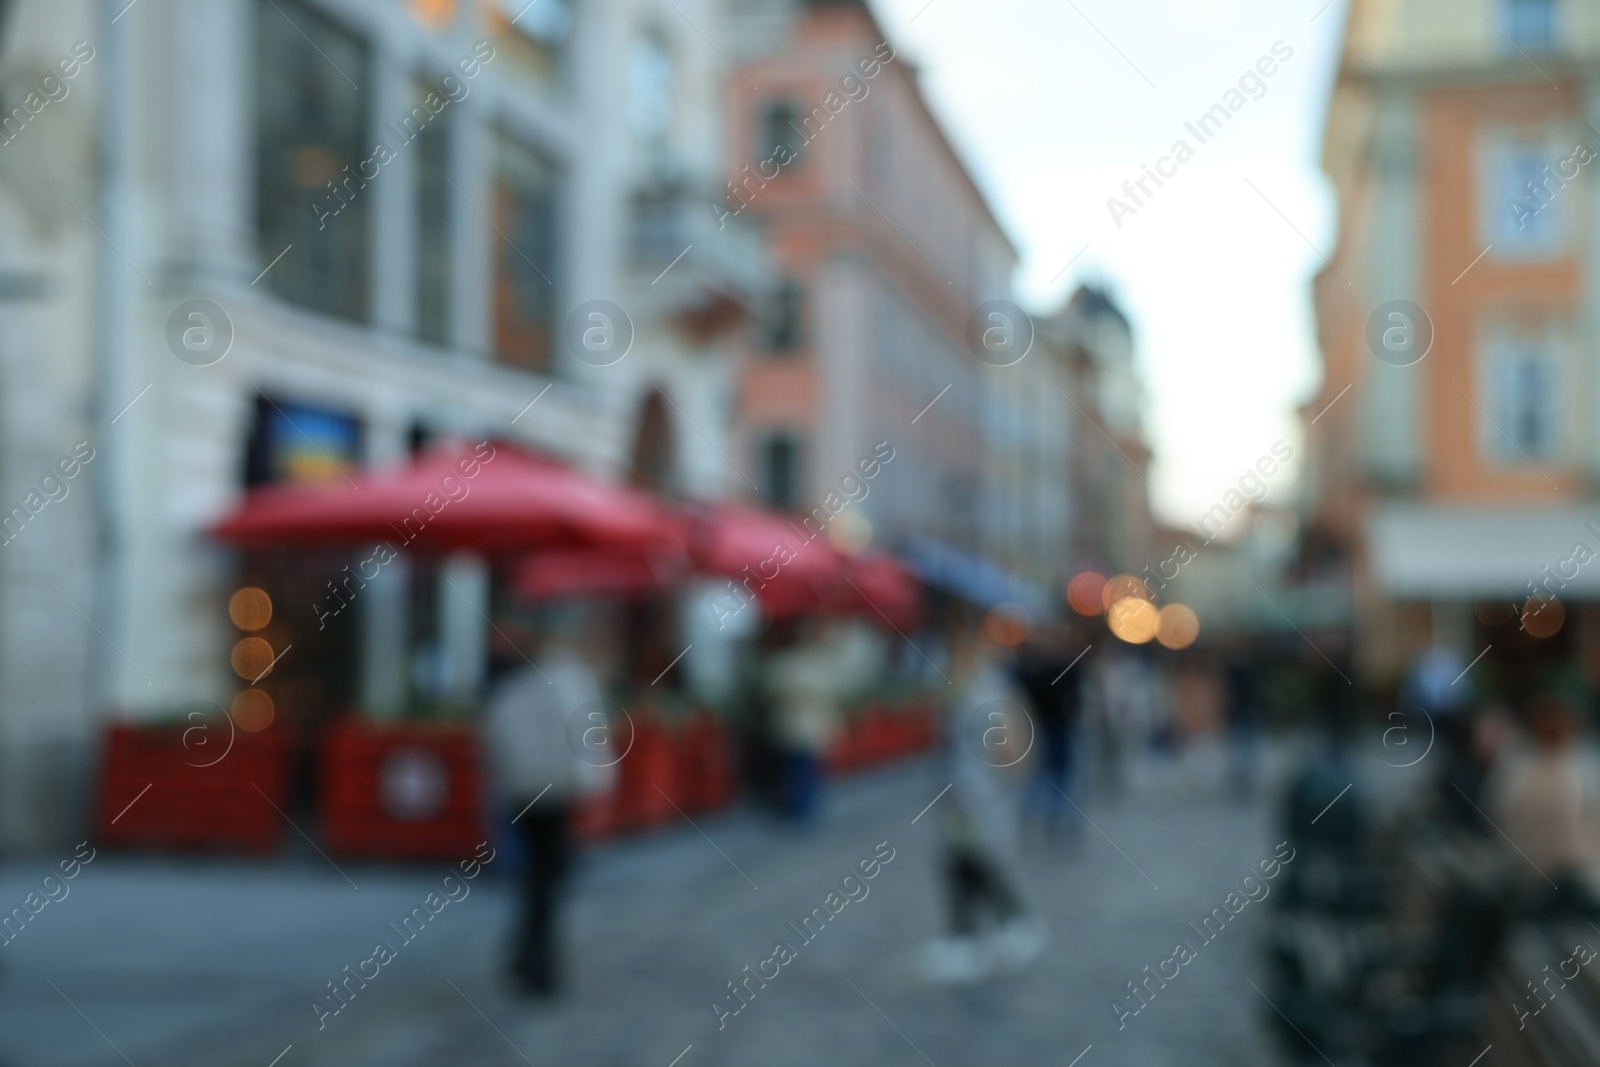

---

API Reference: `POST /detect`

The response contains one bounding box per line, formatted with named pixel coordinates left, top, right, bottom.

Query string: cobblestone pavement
left=0, top=754, right=1290, bottom=1067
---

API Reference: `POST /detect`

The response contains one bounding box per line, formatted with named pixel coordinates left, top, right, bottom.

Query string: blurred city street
left=7, top=0, right=1600, bottom=1062
left=0, top=756, right=1283, bottom=1067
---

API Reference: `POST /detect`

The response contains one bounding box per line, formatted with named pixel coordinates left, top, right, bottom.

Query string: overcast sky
left=870, top=0, right=1348, bottom=531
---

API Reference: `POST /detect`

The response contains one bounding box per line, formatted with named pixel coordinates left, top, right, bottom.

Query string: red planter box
left=96, top=720, right=294, bottom=854
left=674, top=711, right=735, bottom=814
left=576, top=709, right=735, bottom=840
left=319, top=719, right=486, bottom=861
left=826, top=704, right=937, bottom=773
left=611, top=717, right=677, bottom=833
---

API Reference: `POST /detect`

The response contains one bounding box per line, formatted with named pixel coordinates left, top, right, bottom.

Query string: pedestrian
left=1489, top=690, right=1600, bottom=917
left=1013, top=622, right=1086, bottom=839
left=920, top=615, right=1047, bottom=984
left=764, top=617, right=848, bottom=825
left=1223, top=639, right=1262, bottom=799
left=484, top=622, right=611, bottom=998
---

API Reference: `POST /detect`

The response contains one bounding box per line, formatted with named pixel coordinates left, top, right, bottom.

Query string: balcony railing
left=629, top=186, right=773, bottom=331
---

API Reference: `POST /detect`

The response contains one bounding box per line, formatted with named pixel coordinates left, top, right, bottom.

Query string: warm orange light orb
left=1102, top=574, right=1152, bottom=612
left=1522, top=596, right=1565, bottom=639
left=984, top=610, right=1028, bottom=647
left=1067, top=571, right=1108, bottom=616
left=1156, top=604, right=1201, bottom=650
left=228, top=587, right=273, bottom=631
left=1472, top=588, right=1516, bottom=628
left=230, top=689, right=275, bottom=733
left=231, top=637, right=277, bottom=681
left=1107, top=597, right=1159, bottom=644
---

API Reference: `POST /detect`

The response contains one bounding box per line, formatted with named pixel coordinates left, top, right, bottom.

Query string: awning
left=841, top=553, right=920, bottom=630
left=688, top=504, right=848, bottom=618
left=210, top=443, right=683, bottom=554
left=900, top=535, right=1048, bottom=618
left=511, top=546, right=687, bottom=601
left=1367, top=503, right=1600, bottom=598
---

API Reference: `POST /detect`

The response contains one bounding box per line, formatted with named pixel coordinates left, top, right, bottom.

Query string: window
left=492, top=133, right=559, bottom=372
left=1483, top=138, right=1564, bottom=255
left=761, top=433, right=803, bottom=511
left=758, top=99, right=803, bottom=169
left=491, top=0, right=572, bottom=84
left=1503, top=0, right=1556, bottom=49
left=629, top=35, right=674, bottom=147
left=255, top=0, right=372, bottom=321
left=766, top=281, right=804, bottom=352
left=414, top=82, right=453, bottom=347
left=1490, top=346, right=1558, bottom=460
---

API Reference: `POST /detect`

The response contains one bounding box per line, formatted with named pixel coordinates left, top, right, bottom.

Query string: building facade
left=723, top=0, right=1074, bottom=602
left=0, top=0, right=763, bottom=847
left=1308, top=0, right=1600, bottom=687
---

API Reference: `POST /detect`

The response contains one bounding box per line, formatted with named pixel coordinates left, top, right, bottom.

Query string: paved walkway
left=0, top=753, right=1287, bottom=1067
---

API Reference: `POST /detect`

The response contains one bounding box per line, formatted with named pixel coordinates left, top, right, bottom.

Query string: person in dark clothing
left=511, top=803, right=572, bottom=995
left=1224, top=645, right=1263, bottom=799
left=947, top=849, right=1023, bottom=934
left=1013, top=624, right=1086, bottom=838
left=484, top=629, right=612, bottom=998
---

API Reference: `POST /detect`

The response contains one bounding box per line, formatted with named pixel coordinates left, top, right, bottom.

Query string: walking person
left=764, top=618, right=853, bottom=825
left=484, top=625, right=611, bottom=998
left=1489, top=690, right=1600, bottom=917
left=920, top=615, right=1047, bottom=984
left=1014, top=623, right=1086, bottom=839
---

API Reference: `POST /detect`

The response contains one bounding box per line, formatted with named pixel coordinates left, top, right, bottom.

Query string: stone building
left=0, top=0, right=764, bottom=847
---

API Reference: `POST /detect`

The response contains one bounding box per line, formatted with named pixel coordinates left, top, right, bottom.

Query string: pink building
left=723, top=0, right=1071, bottom=592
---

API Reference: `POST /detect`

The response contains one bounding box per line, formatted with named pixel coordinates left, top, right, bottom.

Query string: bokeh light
left=1101, top=574, right=1152, bottom=612
left=229, top=689, right=275, bottom=733
left=1107, top=597, right=1159, bottom=644
left=827, top=512, right=873, bottom=556
left=983, top=609, right=1028, bottom=647
left=1522, top=596, right=1565, bottom=639
left=1472, top=587, right=1516, bottom=627
left=228, top=587, right=273, bottom=631
left=230, top=637, right=277, bottom=681
left=1066, top=571, right=1107, bottom=616
left=1156, top=604, right=1200, bottom=649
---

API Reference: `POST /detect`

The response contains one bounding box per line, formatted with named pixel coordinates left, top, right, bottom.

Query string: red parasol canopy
left=511, top=545, right=687, bottom=601
left=841, top=552, right=920, bottom=630
left=688, top=504, right=849, bottom=619
left=210, top=443, right=683, bottom=554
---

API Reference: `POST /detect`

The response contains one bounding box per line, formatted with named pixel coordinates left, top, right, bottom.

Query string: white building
left=0, top=0, right=766, bottom=848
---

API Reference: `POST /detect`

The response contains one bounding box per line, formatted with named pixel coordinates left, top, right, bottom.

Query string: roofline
left=807, top=0, right=1018, bottom=264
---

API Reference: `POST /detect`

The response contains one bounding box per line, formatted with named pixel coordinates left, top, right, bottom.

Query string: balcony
left=627, top=184, right=774, bottom=338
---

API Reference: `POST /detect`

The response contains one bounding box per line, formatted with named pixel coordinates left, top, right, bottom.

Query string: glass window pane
left=255, top=0, right=371, bottom=321
left=1503, top=0, right=1556, bottom=48
left=492, top=133, right=559, bottom=372
left=415, top=82, right=452, bottom=347
left=762, top=434, right=802, bottom=510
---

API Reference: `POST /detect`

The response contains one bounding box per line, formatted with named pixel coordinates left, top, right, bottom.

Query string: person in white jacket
left=920, top=618, right=1047, bottom=983
left=485, top=633, right=614, bottom=997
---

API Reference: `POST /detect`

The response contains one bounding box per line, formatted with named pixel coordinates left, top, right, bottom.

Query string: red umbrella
left=841, top=553, right=920, bottom=630
left=688, top=504, right=848, bottom=618
left=211, top=442, right=682, bottom=554
left=511, top=545, right=687, bottom=601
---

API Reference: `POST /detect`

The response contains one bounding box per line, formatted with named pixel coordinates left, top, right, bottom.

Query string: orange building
left=1308, top=0, right=1600, bottom=689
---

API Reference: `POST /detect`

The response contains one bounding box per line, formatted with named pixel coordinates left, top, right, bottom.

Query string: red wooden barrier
left=319, top=719, right=485, bottom=860
left=96, top=719, right=293, bottom=854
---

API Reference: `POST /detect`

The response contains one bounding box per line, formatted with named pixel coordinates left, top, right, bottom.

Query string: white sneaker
left=991, top=915, right=1048, bottom=971
left=917, top=936, right=993, bottom=984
